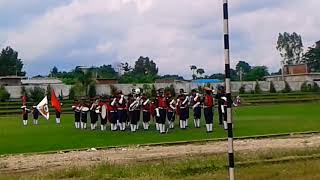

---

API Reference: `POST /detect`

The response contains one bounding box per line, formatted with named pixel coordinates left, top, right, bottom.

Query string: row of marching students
left=71, top=88, right=154, bottom=132
left=71, top=86, right=234, bottom=134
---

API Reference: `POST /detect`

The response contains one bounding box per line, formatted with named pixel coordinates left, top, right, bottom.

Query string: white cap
left=135, top=88, right=141, bottom=94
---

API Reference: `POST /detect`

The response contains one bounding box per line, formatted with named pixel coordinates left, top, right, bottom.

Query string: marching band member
left=167, top=93, right=176, bottom=129
left=177, top=89, right=188, bottom=129
left=90, top=98, right=99, bottom=130
left=129, top=88, right=141, bottom=132
left=72, top=99, right=81, bottom=129
left=134, top=88, right=142, bottom=130
left=141, top=93, right=151, bottom=130
left=127, top=93, right=134, bottom=130
left=55, top=104, right=62, bottom=124
left=32, top=105, right=39, bottom=125
left=80, top=100, right=89, bottom=129
left=215, top=85, right=225, bottom=126
left=116, top=90, right=127, bottom=131
left=98, top=96, right=108, bottom=131
left=21, top=105, right=30, bottom=126
left=185, top=92, right=190, bottom=128
left=221, top=96, right=228, bottom=130
left=110, top=95, right=118, bottom=131
left=191, top=89, right=201, bottom=128
left=155, top=88, right=167, bottom=134
left=203, top=87, right=214, bottom=133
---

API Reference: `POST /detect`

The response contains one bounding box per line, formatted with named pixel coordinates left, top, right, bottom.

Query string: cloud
left=1, top=0, right=320, bottom=77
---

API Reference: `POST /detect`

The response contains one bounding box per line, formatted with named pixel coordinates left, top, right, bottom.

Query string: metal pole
left=223, top=0, right=235, bottom=180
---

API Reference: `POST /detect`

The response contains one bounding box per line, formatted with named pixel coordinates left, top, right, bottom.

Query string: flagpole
left=223, top=0, right=235, bottom=180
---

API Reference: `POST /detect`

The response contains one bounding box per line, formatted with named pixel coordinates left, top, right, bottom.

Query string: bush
left=46, top=85, right=52, bottom=98
left=269, top=81, right=277, bottom=93
left=254, top=81, right=262, bottom=94
left=69, top=86, right=75, bottom=100
left=312, top=83, right=320, bottom=92
left=151, top=84, right=157, bottom=97
left=164, top=84, right=176, bottom=97
left=88, top=84, right=96, bottom=98
left=143, top=84, right=152, bottom=98
left=282, top=81, right=292, bottom=93
left=301, top=81, right=309, bottom=92
left=29, top=86, right=46, bottom=103
left=0, top=86, right=10, bottom=102
left=239, top=85, right=245, bottom=94
left=110, top=84, right=118, bottom=96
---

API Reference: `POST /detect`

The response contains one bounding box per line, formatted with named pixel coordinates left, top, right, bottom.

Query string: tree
left=269, top=81, right=277, bottom=93
left=190, top=65, right=197, bottom=80
left=121, top=62, right=132, bottom=73
left=282, top=81, right=292, bottom=93
left=133, top=56, right=158, bottom=76
left=69, top=86, right=76, bottom=100
left=313, top=83, right=320, bottom=92
left=276, top=32, right=303, bottom=65
left=245, top=66, right=269, bottom=81
left=302, top=46, right=320, bottom=72
left=0, top=46, right=25, bottom=76
left=254, top=81, right=262, bottom=94
left=51, top=66, right=59, bottom=77
left=29, top=87, right=46, bottom=103
left=88, top=84, right=96, bottom=98
left=196, top=68, right=205, bottom=78
left=239, top=85, right=245, bottom=94
left=0, top=86, right=10, bottom=102
left=236, top=61, right=251, bottom=80
left=97, top=65, right=117, bottom=78
left=209, top=73, right=225, bottom=80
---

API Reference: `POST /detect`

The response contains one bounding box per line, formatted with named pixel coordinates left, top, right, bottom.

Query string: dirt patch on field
left=0, top=134, right=319, bottom=174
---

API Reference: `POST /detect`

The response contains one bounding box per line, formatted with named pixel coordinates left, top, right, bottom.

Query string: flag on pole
left=37, top=96, right=50, bottom=120
left=51, top=89, right=61, bottom=113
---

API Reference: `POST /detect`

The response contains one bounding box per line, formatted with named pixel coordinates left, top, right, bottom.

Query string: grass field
left=0, top=103, right=320, bottom=155
left=1, top=148, right=320, bottom=179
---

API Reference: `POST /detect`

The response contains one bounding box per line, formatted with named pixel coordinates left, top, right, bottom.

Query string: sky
left=0, top=0, right=319, bottom=78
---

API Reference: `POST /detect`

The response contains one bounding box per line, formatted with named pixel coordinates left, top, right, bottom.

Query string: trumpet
left=129, top=96, right=141, bottom=111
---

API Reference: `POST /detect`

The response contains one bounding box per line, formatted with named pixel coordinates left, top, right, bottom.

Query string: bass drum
left=101, top=105, right=107, bottom=119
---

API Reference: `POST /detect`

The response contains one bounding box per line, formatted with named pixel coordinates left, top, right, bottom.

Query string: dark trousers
left=111, top=112, right=118, bottom=124
left=90, top=111, right=98, bottom=124
left=118, top=110, right=127, bottom=123
left=143, top=111, right=150, bottom=122
left=167, top=111, right=175, bottom=122
left=204, top=107, right=213, bottom=124
left=130, top=111, right=139, bottom=125
left=193, top=107, right=201, bottom=119
left=81, top=113, right=88, bottom=123
left=179, top=108, right=187, bottom=121
left=75, top=112, right=80, bottom=122
left=218, top=105, right=223, bottom=125
left=159, top=109, right=166, bottom=124
left=100, top=115, right=107, bottom=125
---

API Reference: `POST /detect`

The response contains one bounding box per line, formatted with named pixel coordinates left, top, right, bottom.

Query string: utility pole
left=223, top=0, right=235, bottom=180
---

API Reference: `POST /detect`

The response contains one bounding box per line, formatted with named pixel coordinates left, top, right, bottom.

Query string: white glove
left=155, top=108, right=160, bottom=117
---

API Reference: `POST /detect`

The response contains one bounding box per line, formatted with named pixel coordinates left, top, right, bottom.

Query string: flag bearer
left=32, top=105, right=39, bottom=125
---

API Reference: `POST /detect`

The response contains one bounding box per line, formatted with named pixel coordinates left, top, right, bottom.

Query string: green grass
left=0, top=103, right=320, bottom=155
left=1, top=148, right=320, bottom=180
